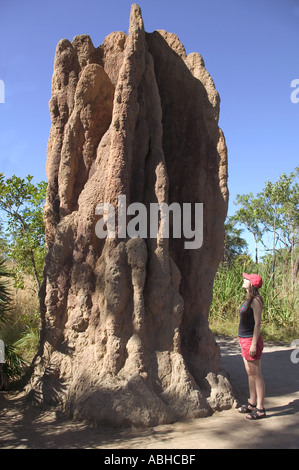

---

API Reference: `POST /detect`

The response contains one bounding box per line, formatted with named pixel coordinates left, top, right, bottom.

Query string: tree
left=0, top=174, right=47, bottom=292
left=279, top=174, right=299, bottom=286
left=259, top=169, right=299, bottom=287
left=0, top=221, right=6, bottom=255
left=223, top=217, right=248, bottom=265
left=233, top=193, right=264, bottom=264
left=233, top=168, right=299, bottom=288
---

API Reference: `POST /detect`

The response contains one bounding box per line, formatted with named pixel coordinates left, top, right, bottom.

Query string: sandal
left=246, top=407, right=266, bottom=420
left=238, top=402, right=256, bottom=413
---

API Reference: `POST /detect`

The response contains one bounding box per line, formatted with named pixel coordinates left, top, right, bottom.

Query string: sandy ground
left=0, top=336, right=298, bottom=449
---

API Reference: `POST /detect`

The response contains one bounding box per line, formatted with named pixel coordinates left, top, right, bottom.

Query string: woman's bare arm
left=250, top=297, right=262, bottom=356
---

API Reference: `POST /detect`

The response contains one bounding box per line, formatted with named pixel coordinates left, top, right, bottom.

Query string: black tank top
left=238, top=300, right=255, bottom=337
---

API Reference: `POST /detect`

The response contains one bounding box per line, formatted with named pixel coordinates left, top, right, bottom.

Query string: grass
left=0, top=263, right=40, bottom=387
left=0, top=275, right=40, bottom=364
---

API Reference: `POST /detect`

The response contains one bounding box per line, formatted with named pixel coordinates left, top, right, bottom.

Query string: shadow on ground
left=0, top=337, right=298, bottom=449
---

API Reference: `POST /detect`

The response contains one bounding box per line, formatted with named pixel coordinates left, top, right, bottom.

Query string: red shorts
left=238, top=335, right=264, bottom=361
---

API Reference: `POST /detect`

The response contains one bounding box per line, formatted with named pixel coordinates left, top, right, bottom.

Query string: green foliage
left=212, top=166, right=299, bottom=341
left=0, top=258, right=29, bottom=388
left=210, top=257, right=252, bottom=336
left=0, top=174, right=47, bottom=291
left=212, top=181, right=299, bottom=339
left=224, top=218, right=248, bottom=265
left=1, top=344, right=28, bottom=383
left=233, top=168, right=299, bottom=268
left=11, top=306, right=41, bottom=362
left=13, top=325, right=40, bottom=362
left=210, top=255, right=299, bottom=342
left=258, top=250, right=299, bottom=329
left=0, top=174, right=46, bottom=388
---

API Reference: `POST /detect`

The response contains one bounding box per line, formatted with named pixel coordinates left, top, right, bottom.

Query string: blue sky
left=0, top=0, right=298, bottom=257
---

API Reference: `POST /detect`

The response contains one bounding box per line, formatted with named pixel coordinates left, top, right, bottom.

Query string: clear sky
left=0, top=0, right=298, bottom=256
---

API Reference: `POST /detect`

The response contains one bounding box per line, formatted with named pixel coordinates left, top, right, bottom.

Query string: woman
left=237, top=272, right=266, bottom=420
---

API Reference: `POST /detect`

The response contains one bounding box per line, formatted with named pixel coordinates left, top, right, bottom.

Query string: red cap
left=243, top=272, right=263, bottom=289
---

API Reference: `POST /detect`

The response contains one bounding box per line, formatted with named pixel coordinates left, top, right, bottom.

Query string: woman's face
left=242, top=278, right=251, bottom=289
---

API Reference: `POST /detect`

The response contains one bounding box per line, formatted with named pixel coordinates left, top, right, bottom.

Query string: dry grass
left=0, top=275, right=40, bottom=362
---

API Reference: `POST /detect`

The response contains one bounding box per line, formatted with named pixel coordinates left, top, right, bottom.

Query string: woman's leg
left=243, top=358, right=265, bottom=415
left=243, top=358, right=257, bottom=406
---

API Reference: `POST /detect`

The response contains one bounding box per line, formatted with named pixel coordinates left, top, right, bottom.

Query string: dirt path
left=0, top=337, right=298, bottom=449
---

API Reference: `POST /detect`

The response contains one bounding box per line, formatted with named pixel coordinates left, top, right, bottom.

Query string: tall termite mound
left=27, top=4, right=234, bottom=427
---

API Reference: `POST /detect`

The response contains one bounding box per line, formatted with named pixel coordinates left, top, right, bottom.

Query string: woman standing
left=237, top=272, right=266, bottom=419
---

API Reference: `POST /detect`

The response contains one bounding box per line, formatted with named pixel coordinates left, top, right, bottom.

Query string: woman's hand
left=249, top=344, right=257, bottom=357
